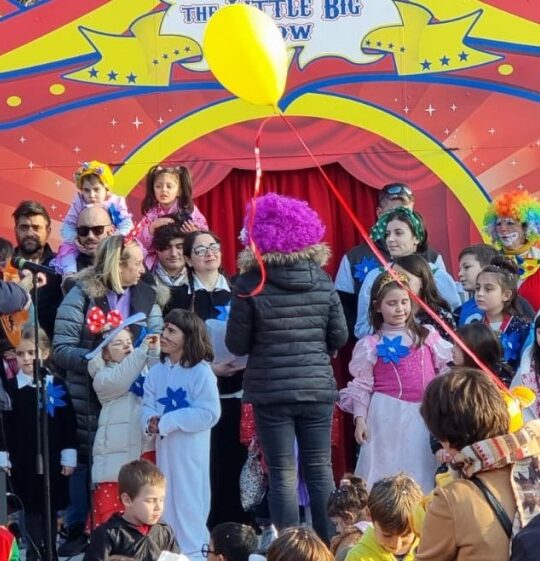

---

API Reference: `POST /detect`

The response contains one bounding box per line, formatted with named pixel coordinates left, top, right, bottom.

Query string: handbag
left=239, top=441, right=266, bottom=511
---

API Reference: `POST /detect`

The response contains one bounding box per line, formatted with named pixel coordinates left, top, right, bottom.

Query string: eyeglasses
left=192, top=243, right=221, bottom=257
left=381, top=184, right=413, bottom=198
left=201, top=544, right=218, bottom=558
left=76, top=225, right=111, bottom=237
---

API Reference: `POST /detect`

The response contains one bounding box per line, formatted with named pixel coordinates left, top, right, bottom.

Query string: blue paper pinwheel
left=214, top=305, right=231, bottom=321
left=376, top=335, right=410, bottom=365
left=130, top=374, right=145, bottom=397
left=501, top=331, right=521, bottom=362
left=45, top=380, right=67, bottom=417
left=158, top=387, right=190, bottom=413
left=353, top=257, right=379, bottom=282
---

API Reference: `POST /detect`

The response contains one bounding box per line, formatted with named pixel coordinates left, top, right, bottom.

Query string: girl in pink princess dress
left=132, top=165, right=208, bottom=270
left=339, top=272, right=452, bottom=493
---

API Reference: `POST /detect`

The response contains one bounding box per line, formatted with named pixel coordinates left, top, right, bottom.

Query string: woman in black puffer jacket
left=226, top=193, right=348, bottom=544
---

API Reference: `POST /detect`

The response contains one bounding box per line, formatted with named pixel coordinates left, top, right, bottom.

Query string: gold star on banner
left=362, top=1, right=501, bottom=76
left=64, top=11, right=201, bottom=87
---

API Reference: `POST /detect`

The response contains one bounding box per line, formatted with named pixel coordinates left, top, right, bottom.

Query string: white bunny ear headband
left=85, top=312, right=147, bottom=361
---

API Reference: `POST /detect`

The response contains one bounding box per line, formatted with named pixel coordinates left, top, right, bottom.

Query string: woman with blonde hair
left=53, top=235, right=165, bottom=540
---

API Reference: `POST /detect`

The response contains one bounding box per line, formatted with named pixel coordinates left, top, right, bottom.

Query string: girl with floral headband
left=55, top=160, right=133, bottom=276
left=484, top=189, right=540, bottom=311
left=340, top=271, right=452, bottom=493
left=133, top=164, right=208, bottom=269
left=354, top=207, right=460, bottom=338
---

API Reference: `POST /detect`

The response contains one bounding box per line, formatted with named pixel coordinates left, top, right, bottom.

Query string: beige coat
left=89, top=345, right=159, bottom=483
left=415, top=466, right=516, bottom=561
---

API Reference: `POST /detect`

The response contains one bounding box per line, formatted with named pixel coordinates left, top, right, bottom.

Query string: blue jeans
left=63, top=465, right=89, bottom=529
left=253, top=402, right=335, bottom=543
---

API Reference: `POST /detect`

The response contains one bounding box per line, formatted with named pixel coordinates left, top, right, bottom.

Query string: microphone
left=12, top=256, right=56, bottom=276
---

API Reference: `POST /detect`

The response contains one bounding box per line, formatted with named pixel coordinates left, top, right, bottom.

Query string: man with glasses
left=73, top=205, right=115, bottom=271
left=12, top=200, right=63, bottom=339
left=334, top=183, right=446, bottom=338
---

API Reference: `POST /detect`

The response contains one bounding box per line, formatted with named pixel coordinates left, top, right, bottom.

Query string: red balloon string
left=240, top=115, right=275, bottom=298
left=277, top=111, right=509, bottom=394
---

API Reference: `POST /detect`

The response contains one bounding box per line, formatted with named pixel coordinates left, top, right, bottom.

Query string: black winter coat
left=225, top=245, right=348, bottom=406
left=83, top=513, right=179, bottom=561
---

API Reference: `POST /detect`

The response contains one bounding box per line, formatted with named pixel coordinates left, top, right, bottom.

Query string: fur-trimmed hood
left=62, top=267, right=170, bottom=309
left=237, top=243, right=331, bottom=273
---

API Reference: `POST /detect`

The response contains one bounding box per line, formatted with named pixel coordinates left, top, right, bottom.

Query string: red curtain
left=195, top=163, right=378, bottom=278
left=195, top=163, right=378, bottom=476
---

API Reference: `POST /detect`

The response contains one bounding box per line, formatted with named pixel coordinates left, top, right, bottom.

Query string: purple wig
left=241, top=193, right=325, bottom=254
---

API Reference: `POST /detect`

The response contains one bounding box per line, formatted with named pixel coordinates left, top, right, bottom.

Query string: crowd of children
left=0, top=162, right=539, bottom=561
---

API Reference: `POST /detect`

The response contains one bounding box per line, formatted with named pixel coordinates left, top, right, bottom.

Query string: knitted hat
left=483, top=190, right=540, bottom=245
left=240, top=193, right=325, bottom=254
left=74, top=160, right=114, bottom=189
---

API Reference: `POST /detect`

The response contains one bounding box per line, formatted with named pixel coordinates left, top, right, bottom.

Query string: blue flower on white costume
left=501, top=330, right=521, bottom=362
left=158, top=387, right=190, bottom=413
left=130, top=374, right=145, bottom=397
left=353, top=257, right=379, bottom=282
left=376, top=336, right=410, bottom=364
left=45, top=380, right=67, bottom=417
left=214, top=305, right=230, bottom=321
left=108, top=204, right=122, bottom=227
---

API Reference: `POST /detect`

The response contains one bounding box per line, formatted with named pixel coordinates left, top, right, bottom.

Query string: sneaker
left=259, top=525, right=278, bottom=553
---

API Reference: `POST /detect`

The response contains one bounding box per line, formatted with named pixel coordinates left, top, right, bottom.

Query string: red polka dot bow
left=86, top=306, right=123, bottom=334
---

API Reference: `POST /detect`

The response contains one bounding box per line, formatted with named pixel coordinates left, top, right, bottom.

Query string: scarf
left=155, top=262, right=187, bottom=287
left=503, top=243, right=540, bottom=281
left=453, top=419, right=540, bottom=533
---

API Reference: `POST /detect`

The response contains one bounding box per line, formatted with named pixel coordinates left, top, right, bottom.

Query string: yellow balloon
left=203, top=4, right=288, bottom=107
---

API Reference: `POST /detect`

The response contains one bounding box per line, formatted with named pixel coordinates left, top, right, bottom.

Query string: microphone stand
left=31, top=272, right=53, bottom=561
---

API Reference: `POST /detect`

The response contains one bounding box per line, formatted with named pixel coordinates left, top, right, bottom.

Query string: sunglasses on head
left=192, top=242, right=221, bottom=257
left=382, top=184, right=413, bottom=198
left=76, top=224, right=110, bottom=237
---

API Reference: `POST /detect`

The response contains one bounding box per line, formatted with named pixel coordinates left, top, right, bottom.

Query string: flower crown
left=74, top=160, right=114, bottom=189
left=483, top=190, right=540, bottom=246
left=370, top=207, right=425, bottom=243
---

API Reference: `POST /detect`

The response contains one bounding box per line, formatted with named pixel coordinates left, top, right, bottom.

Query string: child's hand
left=436, top=449, right=452, bottom=464
left=179, top=220, right=198, bottom=234
left=61, top=466, right=75, bottom=476
left=354, top=416, right=369, bottom=444
left=144, top=334, right=160, bottom=351
left=147, top=415, right=160, bottom=435
left=149, top=217, right=175, bottom=235
left=212, top=361, right=243, bottom=378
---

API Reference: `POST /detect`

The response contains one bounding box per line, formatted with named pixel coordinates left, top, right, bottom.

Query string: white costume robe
left=142, top=359, right=221, bottom=561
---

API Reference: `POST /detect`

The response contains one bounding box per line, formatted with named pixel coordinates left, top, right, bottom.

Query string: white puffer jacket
left=89, top=344, right=159, bottom=483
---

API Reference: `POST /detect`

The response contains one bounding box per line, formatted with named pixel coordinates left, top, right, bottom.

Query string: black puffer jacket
left=226, top=244, right=348, bottom=405
left=53, top=268, right=167, bottom=461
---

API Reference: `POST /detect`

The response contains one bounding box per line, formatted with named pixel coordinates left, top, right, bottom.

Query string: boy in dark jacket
left=83, top=460, right=179, bottom=561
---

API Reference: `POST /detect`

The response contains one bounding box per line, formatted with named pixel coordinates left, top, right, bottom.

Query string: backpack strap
left=471, top=476, right=513, bottom=538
